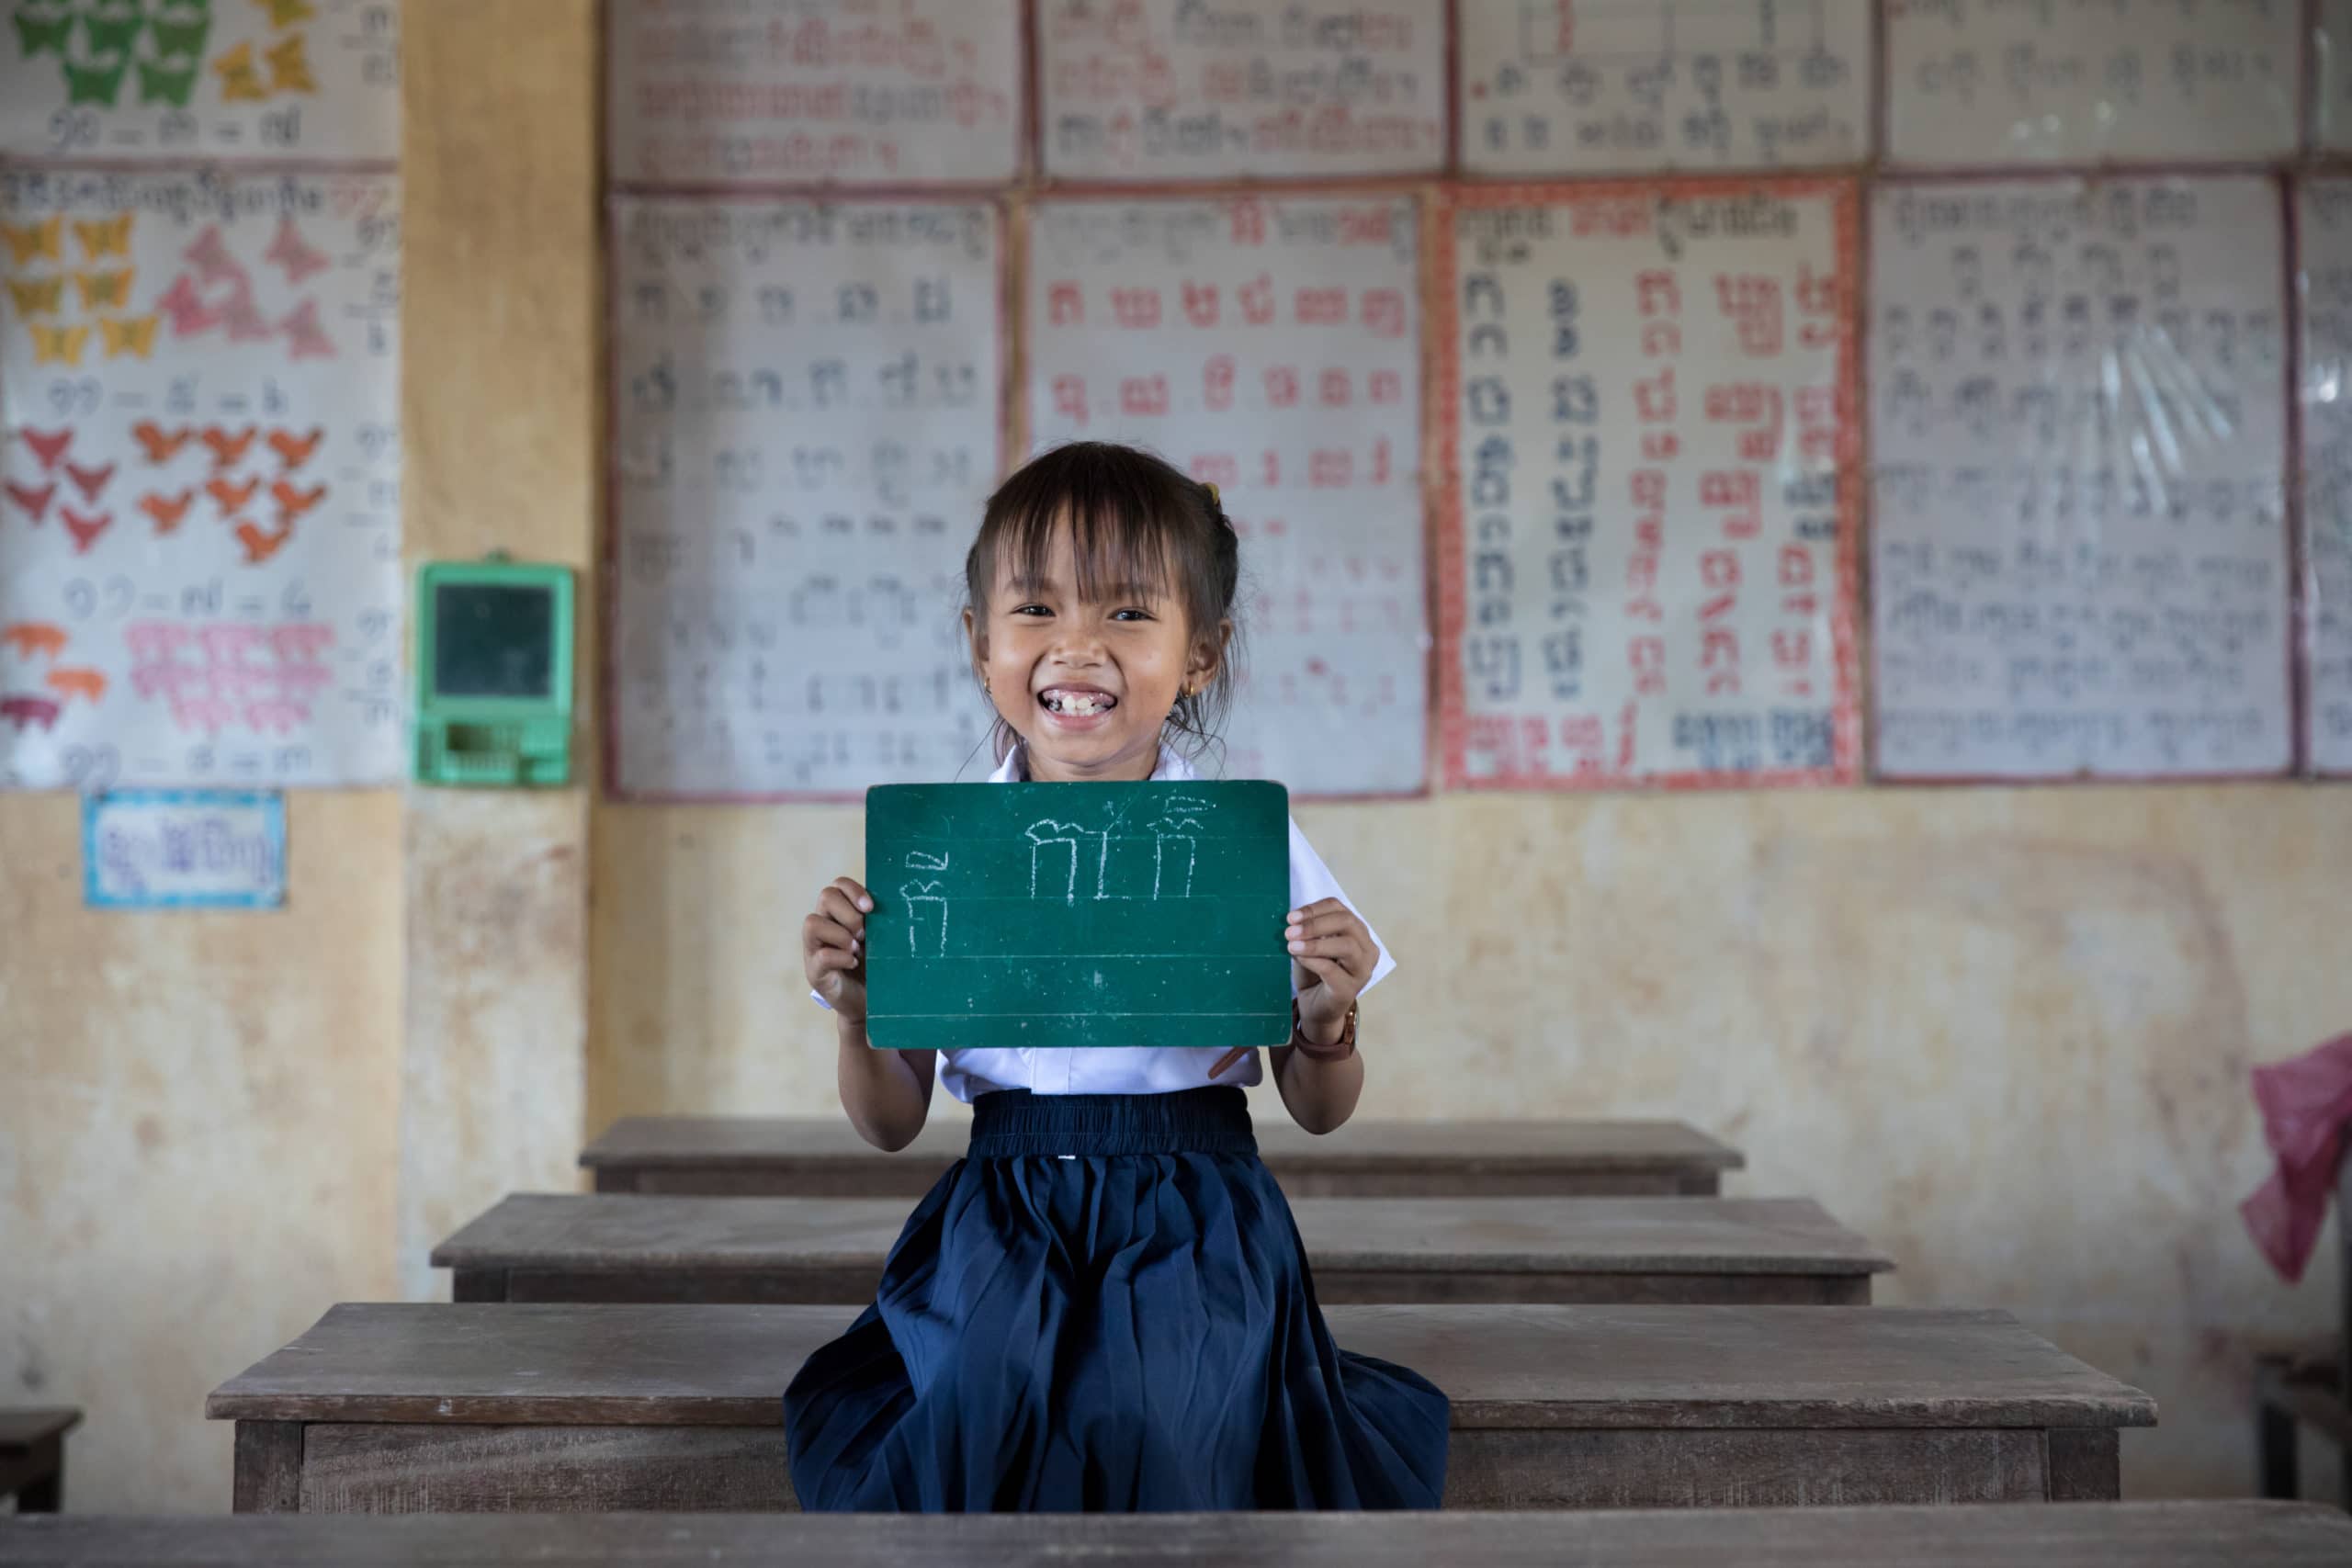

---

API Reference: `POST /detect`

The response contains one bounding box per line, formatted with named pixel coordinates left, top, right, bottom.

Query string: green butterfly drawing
left=80, top=1, right=145, bottom=56
left=147, top=8, right=205, bottom=55
left=62, top=50, right=129, bottom=104
left=10, top=6, right=74, bottom=57
left=135, top=51, right=195, bottom=105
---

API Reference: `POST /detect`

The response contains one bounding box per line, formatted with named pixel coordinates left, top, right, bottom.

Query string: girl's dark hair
left=965, top=442, right=1242, bottom=763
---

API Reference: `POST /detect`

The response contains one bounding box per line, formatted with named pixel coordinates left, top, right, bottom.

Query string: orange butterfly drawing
left=99, top=314, right=157, bottom=359
left=29, top=323, right=89, bottom=367
left=267, top=426, right=322, bottom=469
left=63, top=460, right=114, bottom=504
left=1, top=216, right=62, bottom=266
left=73, top=213, right=132, bottom=260
left=254, top=0, right=318, bottom=29
left=133, top=421, right=193, bottom=465
left=199, top=425, right=257, bottom=469
left=140, top=489, right=195, bottom=535
left=213, top=41, right=267, bottom=102
left=265, top=32, right=317, bottom=94
left=270, top=479, right=325, bottom=524
left=234, top=519, right=292, bottom=563
left=61, top=507, right=111, bottom=554
left=74, top=268, right=134, bottom=311
left=0, top=623, right=69, bottom=659
left=4, top=276, right=63, bottom=317
left=206, top=475, right=260, bottom=515
left=45, top=667, right=107, bottom=705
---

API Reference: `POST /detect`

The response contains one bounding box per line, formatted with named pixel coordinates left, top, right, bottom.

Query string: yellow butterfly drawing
left=30, top=322, right=90, bottom=367
left=73, top=213, right=132, bottom=260
left=214, top=41, right=267, bottom=102
left=4, top=276, right=64, bottom=317
left=74, top=268, right=135, bottom=312
left=1, top=216, right=62, bottom=266
left=265, top=32, right=316, bottom=94
left=99, top=315, right=157, bottom=359
left=252, top=0, right=318, bottom=27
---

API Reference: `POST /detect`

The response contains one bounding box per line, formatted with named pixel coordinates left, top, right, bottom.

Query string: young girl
left=788, top=442, right=1447, bottom=1512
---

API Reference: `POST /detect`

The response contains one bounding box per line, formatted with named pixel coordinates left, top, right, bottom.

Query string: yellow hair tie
left=1203, top=481, right=1220, bottom=507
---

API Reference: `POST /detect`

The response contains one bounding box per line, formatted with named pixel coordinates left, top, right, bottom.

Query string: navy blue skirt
left=783, top=1087, right=1450, bottom=1511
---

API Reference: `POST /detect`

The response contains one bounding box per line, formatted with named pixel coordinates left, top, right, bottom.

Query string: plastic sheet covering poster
left=2321, top=1, right=2352, bottom=152
left=1024, top=195, right=1428, bottom=795
left=1884, top=0, right=2300, bottom=168
left=1456, top=0, right=1872, bottom=175
left=0, top=0, right=400, bottom=162
left=1440, top=180, right=1860, bottom=791
left=2300, top=179, right=2352, bottom=774
left=1870, top=176, right=2292, bottom=780
left=607, top=197, right=1002, bottom=798
left=606, top=0, right=1022, bottom=187
left=0, top=167, right=402, bottom=792
left=1036, top=0, right=1446, bottom=180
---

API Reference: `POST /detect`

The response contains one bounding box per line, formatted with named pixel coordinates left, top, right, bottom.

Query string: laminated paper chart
left=1869, top=177, right=2292, bottom=779
left=0, top=166, right=402, bottom=791
left=1883, top=0, right=2300, bottom=167
left=1457, top=0, right=1871, bottom=175
left=606, top=0, right=1022, bottom=186
left=1024, top=195, right=1428, bottom=795
left=1037, top=0, right=1445, bottom=180
left=1441, top=180, right=1860, bottom=790
left=2300, top=180, right=2352, bottom=774
left=0, top=0, right=400, bottom=162
left=608, top=197, right=1001, bottom=798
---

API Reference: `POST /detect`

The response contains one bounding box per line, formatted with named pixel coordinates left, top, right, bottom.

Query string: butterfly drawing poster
left=0, top=0, right=399, bottom=162
left=0, top=166, right=403, bottom=791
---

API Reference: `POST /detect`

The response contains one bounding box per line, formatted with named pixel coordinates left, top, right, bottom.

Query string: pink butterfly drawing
left=223, top=288, right=273, bottom=344
left=156, top=275, right=222, bottom=337
left=183, top=225, right=250, bottom=290
left=265, top=216, right=329, bottom=284
left=280, top=299, right=335, bottom=360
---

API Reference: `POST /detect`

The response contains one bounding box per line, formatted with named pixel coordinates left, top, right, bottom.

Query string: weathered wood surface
left=581, top=1116, right=1744, bottom=1197
left=433, top=1194, right=1891, bottom=1305
left=206, top=1303, right=2153, bottom=1509
left=6, top=1504, right=2342, bottom=1565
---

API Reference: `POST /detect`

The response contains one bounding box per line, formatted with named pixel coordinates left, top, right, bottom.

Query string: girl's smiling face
left=967, top=518, right=1224, bottom=783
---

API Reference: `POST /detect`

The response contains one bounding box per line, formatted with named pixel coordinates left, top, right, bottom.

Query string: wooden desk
left=3, top=1503, right=2344, bottom=1566
left=2256, top=1152, right=2351, bottom=1505
left=434, top=1194, right=1893, bottom=1305
left=0, top=1411, right=79, bottom=1514
left=206, top=1303, right=2152, bottom=1512
left=581, top=1116, right=1745, bottom=1198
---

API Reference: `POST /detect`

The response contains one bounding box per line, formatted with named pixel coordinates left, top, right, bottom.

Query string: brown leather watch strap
left=1288, top=998, right=1358, bottom=1062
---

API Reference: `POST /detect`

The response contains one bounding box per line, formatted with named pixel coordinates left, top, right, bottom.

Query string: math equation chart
left=1036, top=0, right=1445, bottom=180
left=1884, top=0, right=2299, bottom=167
left=0, top=167, right=402, bottom=793
left=1441, top=180, right=1860, bottom=791
left=607, top=197, right=1002, bottom=799
left=1457, top=0, right=1871, bottom=175
left=607, top=0, right=1022, bottom=186
left=0, top=0, right=400, bottom=163
left=2300, top=180, right=2352, bottom=775
left=1025, top=195, right=1428, bottom=796
left=1870, top=177, right=2292, bottom=780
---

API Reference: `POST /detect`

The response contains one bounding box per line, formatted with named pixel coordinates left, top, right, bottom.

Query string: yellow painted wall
left=594, top=783, right=2350, bottom=1498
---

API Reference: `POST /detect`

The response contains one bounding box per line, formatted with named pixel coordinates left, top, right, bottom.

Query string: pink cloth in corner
left=2242, top=1033, right=2352, bottom=1282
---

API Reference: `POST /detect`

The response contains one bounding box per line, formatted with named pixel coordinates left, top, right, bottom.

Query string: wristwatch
left=1289, top=998, right=1358, bottom=1062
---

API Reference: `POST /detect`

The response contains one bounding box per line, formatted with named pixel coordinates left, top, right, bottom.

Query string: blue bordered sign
left=83, top=791, right=288, bottom=910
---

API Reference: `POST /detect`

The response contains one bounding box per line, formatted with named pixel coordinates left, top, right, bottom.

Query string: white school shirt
left=815, top=743, right=1393, bottom=1101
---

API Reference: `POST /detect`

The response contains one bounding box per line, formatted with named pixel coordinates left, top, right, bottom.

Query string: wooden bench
left=2256, top=1153, right=2350, bottom=1504
left=2, top=1502, right=2344, bottom=1565
left=0, top=1410, right=78, bottom=1514
left=434, top=1193, right=1894, bottom=1305
left=206, top=1303, right=2153, bottom=1512
left=582, top=1116, right=1745, bottom=1198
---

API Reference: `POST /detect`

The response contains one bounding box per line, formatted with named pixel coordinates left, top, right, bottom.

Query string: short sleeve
left=1286, top=818, right=1396, bottom=996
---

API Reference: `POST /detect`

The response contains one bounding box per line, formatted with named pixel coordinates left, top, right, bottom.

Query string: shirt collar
left=989, top=743, right=1196, bottom=784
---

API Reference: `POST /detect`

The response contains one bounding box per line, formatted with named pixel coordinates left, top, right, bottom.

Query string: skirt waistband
left=966, top=1086, right=1258, bottom=1158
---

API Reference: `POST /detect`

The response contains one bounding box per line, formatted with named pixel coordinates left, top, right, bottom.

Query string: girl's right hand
left=804, top=876, right=873, bottom=1024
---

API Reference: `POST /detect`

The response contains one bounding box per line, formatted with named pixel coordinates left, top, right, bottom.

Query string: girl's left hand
left=1287, top=897, right=1374, bottom=1043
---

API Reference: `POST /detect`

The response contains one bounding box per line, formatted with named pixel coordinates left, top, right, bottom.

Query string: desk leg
left=233, top=1421, right=303, bottom=1513
left=2045, top=1429, right=2120, bottom=1501
left=14, top=1438, right=62, bottom=1512
left=2257, top=1396, right=2299, bottom=1499
left=453, top=1269, right=510, bottom=1303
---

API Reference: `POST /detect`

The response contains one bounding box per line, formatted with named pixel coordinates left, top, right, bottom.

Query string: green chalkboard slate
left=864, top=780, right=1293, bottom=1051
